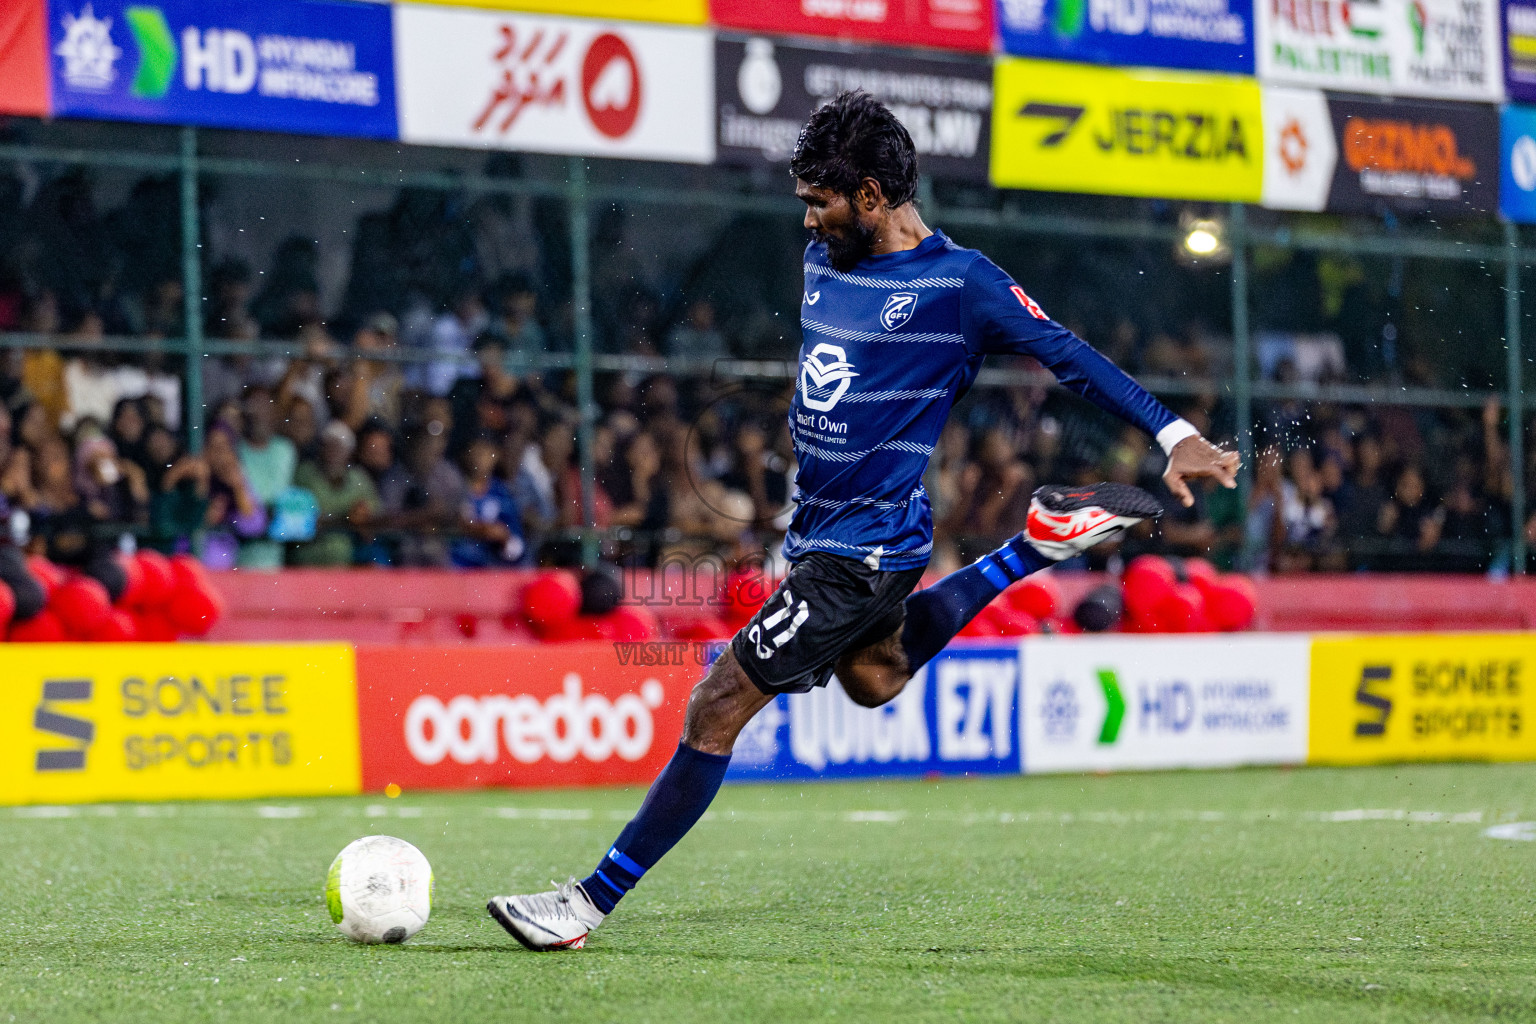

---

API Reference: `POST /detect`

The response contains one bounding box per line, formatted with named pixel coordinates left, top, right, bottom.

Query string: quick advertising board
left=726, top=646, right=1022, bottom=780
left=709, top=0, right=994, bottom=54
left=991, top=57, right=1263, bottom=201
left=1509, top=0, right=1536, bottom=101
left=1502, top=103, right=1536, bottom=222
left=716, top=35, right=992, bottom=180
left=354, top=644, right=695, bottom=790
left=0, top=644, right=360, bottom=805
left=393, top=3, right=714, bottom=163
left=1262, top=89, right=1497, bottom=216
left=996, top=0, right=1255, bottom=75
left=1310, top=634, right=1536, bottom=764
left=400, top=0, right=707, bottom=25
left=1257, top=0, right=1502, bottom=101
left=47, top=0, right=397, bottom=138
left=0, top=0, right=49, bottom=117
left=1019, top=635, right=1311, bottom=773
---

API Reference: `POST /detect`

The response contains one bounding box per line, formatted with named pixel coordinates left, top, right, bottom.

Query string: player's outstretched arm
left=1164, top=435, right=1240, bottom=508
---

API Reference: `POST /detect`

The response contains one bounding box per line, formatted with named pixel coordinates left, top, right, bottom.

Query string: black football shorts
left=730, top=551, right=927, bottom=695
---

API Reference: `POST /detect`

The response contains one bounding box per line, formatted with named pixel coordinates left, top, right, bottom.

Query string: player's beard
left=813, top=219, right=876, bottom=272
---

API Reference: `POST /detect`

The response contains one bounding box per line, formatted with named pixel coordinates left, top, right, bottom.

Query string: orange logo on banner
left=1343, top=118, right=1476, bottom=179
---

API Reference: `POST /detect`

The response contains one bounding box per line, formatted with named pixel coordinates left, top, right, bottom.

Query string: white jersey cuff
left=1156, top=419, right=1201, bottom=457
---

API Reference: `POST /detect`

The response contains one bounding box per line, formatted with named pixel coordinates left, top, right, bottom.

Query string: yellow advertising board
left=990, top=58, right=1263, bottom=203
left=401, top=0, right=706, bottom=24
left=1309, top=634, right=1536, bottom=765
left=0, top=644, right=361, bottom=805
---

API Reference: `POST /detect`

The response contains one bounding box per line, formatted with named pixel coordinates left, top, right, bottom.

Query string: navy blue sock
left=580, top=742, right=731, bottom=914
left=899, top=535, right=1051, bottom=671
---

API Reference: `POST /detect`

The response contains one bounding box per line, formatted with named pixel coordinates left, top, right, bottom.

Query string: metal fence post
left=1507, top=221, right=1526, bottom=575
left=179, top=126, right=205, bottom=453
left=1230, top=203, right=1253, bottom=532
left=567, top=155, right=598, bottom=566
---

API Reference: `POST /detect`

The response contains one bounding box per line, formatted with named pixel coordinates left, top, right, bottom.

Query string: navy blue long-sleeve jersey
left=784, top=229, right=1191, bottom=570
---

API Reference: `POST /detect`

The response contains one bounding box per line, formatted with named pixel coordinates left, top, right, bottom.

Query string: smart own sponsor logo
left=404, top=674, right=665, bottom=766
left=54, top=2, right=381, bottom=106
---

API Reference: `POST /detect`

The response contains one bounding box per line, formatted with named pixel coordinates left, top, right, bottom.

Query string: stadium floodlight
left=1177, top=214, right=1230, bottom=266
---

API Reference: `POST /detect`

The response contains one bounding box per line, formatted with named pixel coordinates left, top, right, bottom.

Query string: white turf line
left=6, top=805, right=1519, bottom=828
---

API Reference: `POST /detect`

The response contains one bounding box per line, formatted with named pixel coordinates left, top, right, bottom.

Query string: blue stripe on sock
left=977, top=557, right=1012, bottom=590
left=595, top=869, right=626, bottom=894
left=607, top=846, right=646, bottom=878
left=996, top=545, right=1026, bottom=578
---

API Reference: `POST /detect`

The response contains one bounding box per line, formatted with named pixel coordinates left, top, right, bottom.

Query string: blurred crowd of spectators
left=0, top=164, right=1525, bottom=575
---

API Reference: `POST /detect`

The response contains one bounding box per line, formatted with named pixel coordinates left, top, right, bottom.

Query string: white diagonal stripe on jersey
left=796, top=485, right=925, bottom=511
left=783, top=534, right=934, bottom=558
left=803, top=264, right=965, bottom=289
left=792, top=437, right=935, bottom=463
left=801, top=319, right=965, bottom=345
left=836, top=388, right=950, bottom=403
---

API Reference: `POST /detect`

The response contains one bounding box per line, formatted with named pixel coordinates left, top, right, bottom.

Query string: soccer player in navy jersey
left=489, top=91, right=1240, bottom=950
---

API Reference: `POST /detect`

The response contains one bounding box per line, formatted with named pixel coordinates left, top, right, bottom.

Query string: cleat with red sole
left=1025, top=482, right=1162, bottom=560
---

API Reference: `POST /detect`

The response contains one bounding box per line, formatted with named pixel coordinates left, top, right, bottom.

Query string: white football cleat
left=1025, top=482, right=1163, bottom=561
left=488, top=878, right=606, bottom=951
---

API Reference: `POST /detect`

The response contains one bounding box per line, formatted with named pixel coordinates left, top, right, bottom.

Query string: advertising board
left=1510, top=0, right=1536, bottom=101
left=0, top=0, right=49, bottom=117
left=1019, top=635, right=1311, bottom=773
left=716, top=35, right=991, bottom=180
left=394, top=3, right=713, bottom=163
left=1502, top=103, right=1536, bottom=222
left=726, top=646, right=1022, bottom=780
left=1257, top=0, right=1502, bottom=101
left=991, top=57, right=1263, bottom=201
left=400, top=0, right=706, bottom=24
left=0, top=644, right=360, bottom=805
left=996, top=0, right=1255, bottom=74
left=354, top=644, right=696, bottom=790
left=1263, top=89, right=1497, bottom=216
left=1310, top=634, right=1536, bottom=764
left=47, top=0, right=397, bottom=138
left=709, top=0, right=993, bottom=54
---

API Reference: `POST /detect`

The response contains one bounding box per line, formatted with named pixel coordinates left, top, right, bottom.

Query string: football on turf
left=326, top=836, right=433, bottom=944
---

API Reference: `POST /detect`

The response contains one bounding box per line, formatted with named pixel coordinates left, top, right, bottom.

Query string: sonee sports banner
left=715, top=35, right=992, bottom=181
left=47, top=0, right=398, bottom=137
left=991, top=57, right=1263, bottom=201
left=2, top=643, right=360, bottom=805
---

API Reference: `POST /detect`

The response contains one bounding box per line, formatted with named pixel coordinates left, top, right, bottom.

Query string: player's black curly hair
left=789, top=90, right=918, bottom=208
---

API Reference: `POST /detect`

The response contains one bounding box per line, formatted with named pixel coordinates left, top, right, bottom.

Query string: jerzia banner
left=716, top=35, right=992, bottom=181
left=47, top=0, right=397, bottom=137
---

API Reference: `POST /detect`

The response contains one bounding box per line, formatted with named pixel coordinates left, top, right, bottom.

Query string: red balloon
left=51, top=577, right=113, bottom=637
left=957, top=602, right=1008, bottom=638
left=26, top=556, right=65, bottom=601
left=1123, top=555, right=1176, bottom=625
left=518, top=572, right=582, bottom=633
left=1153, top=582, right=1207, bottom=633
left=167, top=586, right=221, bottom=637
left=132, top=550, right=175, bottom=607
left=0, top=579, right=16, bottom=630
left=9, top=609, right=65, bottom=642
left=1206, top=574, right=1258, bottom=632
left=115, top=554, right=147, bottom=607
left=990, top=604, right=1040, bottom=637
left=91, top=609, right=139, bottom=642
left=1005, top=574, right=1061, bottom=620
left=722, top=569, right=774, bottom=627
left=134, top=611, right=179, bottom=642
left=1183, top=557, right=1219, bottom=591
left=597, top=606, right=659, bottom=642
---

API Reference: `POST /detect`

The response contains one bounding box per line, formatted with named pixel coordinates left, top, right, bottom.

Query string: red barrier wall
left=206, top=569, right=1536, bottom=643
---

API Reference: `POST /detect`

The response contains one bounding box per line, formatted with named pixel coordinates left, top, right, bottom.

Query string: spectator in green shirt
left=238, top=386, right=296, bottom=569
left=291, top=420, right=380, bottom=567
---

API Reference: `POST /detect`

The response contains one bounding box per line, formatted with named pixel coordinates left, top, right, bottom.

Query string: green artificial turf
left=4, top=764, right=1536, bottom=1023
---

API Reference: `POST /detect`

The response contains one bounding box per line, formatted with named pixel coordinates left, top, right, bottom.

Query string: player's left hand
left=1163, top=436, right=1240, bottom=508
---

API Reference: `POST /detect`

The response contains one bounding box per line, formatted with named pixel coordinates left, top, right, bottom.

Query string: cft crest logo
left=49, top=0, right=398, bottom=138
